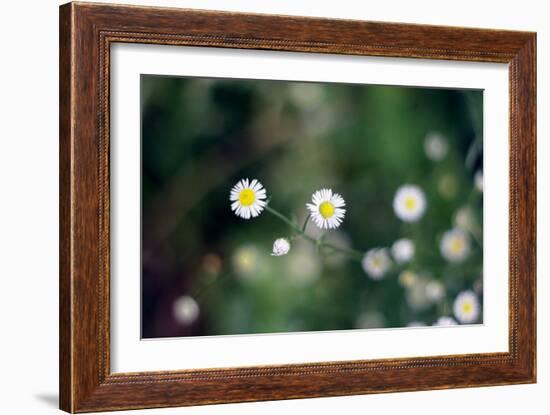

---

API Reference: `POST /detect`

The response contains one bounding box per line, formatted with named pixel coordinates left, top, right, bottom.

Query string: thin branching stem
left=302, top=214, right=311, bottom=233
left=265, top=205, right=364, bottom=261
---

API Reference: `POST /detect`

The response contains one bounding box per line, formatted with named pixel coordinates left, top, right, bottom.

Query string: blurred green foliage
left=141, top=75, right=483, bottom=338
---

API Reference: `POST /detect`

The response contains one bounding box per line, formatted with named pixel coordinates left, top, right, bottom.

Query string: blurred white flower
left=407, top=321, right=427, bottom=327
left=454, top=206, right=476, bottom=230
left=362, top=248, right=391, bottom=280
left=391, top=238, right=415, bottom=263
left=230, top=178, right=267, bottom=219
left=356, top=311, right=386, bottom=329
left=453, top=290, right=480, bottom=324
left=232, top=244, right=261, bottom=279
left=393, top=185, right=427, bottom=222
left=305, top=105, right=337, bottom=137
left=288, top=83, right=324, bottom=109
left=406, top=278, right=431, bottom=311
left=440, top=228, right=470, bottom=263
left=425, top=280, right=445, bottom=303
left=424, top=132, right=448, bottom=161
left=434, top=316, right=458, bottom=326
left=474, top=170, right=483, bottom=192
left=398, top=270, right=417, bottom=288
left=306, top=188, right=346, bottom=230
left=172, top=295, right=199, bottom=325
left=286, top=240, right=321, bottom=286
left=271, top=238, right=290, bottom=256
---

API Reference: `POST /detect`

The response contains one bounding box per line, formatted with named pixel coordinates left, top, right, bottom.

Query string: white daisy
left=306, top=188, right=346, bottom=230
left=393, top=185, right=427, bottom=222
left=453, top=290, right=480, bottom=324
left=391, top=238, right=415, bottom=263
left=440, top=228, right=470, bottom=263
left=362, top=248, right=391, bottom=280
left=424, top=132, right=448, bottom=161
left=271, top=238, right=290, bottom=256
left=433, top=316, right=458, bottom=326
left=425, top=280, right=445, bottom=303
left=172, top=295, right=199, bottom=325
left=474, top=170, right=483, bottom=192
left=230, top=178, right=267, bottom=219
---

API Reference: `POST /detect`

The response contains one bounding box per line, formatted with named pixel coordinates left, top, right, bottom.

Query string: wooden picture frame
left=59, top=2, right=536, bottom=412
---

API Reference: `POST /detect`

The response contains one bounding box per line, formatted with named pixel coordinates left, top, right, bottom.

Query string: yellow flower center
left=450, top=238, right=464, bottom=254
left=405, top=196, right=416, bottom=210
left=319, top=201, right=335, bottom=219
left=239, top=189, right=256, bottom=206
left=399, top=271, right=416, bottom=287
left=462, top=302, right=472, bottom=314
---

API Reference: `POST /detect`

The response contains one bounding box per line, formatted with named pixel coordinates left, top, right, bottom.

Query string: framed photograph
left=59, top=2, right=536, bottom=412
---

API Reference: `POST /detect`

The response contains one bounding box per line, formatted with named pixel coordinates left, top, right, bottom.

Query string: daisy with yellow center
left=453, top=290, right=480, bottom=324
left=361, top=248, right=391, bottom=280
left=440, top=228, right=470, bottom=263
left=230, top=178, right=267, bottom=219
left=306, top=188, right=346, bottom=230
left=393, top=185, right=427, bottom=222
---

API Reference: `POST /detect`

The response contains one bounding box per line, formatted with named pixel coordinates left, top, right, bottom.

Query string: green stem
left=322, top=242, right=364, bottom=261
left=265, top=205, right=364, bottom=261
left=302, top=214, right=311, bottom=233
left=265, top=206, right=316, bottom=244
